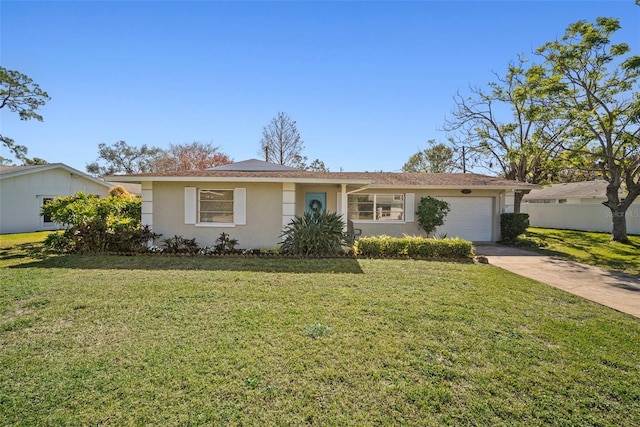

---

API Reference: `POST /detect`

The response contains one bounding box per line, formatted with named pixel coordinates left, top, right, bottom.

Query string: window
left=42, top=198, right=54, bottom=223
left=348, top=194, right=405, bottom=221
left=199, top=189, right=234, bottom=223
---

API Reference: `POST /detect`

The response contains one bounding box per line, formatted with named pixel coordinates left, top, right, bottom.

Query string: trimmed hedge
left=354, top=235, right=473, bottom=258
left=500, top=213, right=530, bottom=244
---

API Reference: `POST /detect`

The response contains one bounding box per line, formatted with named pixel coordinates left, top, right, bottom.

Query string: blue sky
left=1, top=1, right=638, bottom=173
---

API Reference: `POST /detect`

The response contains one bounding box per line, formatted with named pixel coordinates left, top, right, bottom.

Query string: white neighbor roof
left=0, top=163, right=111, bottom=188
left=522, top=180, right=621, bottom=201
left=0, top=163, right=142, bottom=195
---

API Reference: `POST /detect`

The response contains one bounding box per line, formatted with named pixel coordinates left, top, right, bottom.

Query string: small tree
left=416, top=196, right=450, bottom=236
left=259, top=112, right=306, bottom=168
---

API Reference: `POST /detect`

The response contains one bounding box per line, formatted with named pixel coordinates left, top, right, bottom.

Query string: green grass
left=1, top=234, right=640, bottom=425
left=522, top=227, right=640, bottom=277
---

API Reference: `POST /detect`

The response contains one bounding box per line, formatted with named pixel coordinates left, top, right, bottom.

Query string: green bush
left=280, top=211, right=349, bottom=256
left=41, top=191, right=160, bottom=253
left=354, top=235, right=473, bottom=258
left=416, top=196, right=451, bottom=236
left=500, top=213, right=530, bottom=244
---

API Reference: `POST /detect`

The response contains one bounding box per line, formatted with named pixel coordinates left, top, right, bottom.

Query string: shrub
left=416, top=196, right=450, bottom=236
left=108, top=185, right=134, bottom=199
left=198, top=233, right=240, bottom=255
left=41, top=192, right=160, bottom=253
left=280, top=211, right=349, bottom=256
left=354, top=235, right=473, bottom=258
left=213, top=232, right=239, bottom=254
left=500, top=213, right=530, bottom=244
left=162, top=235, right=200, bottom=254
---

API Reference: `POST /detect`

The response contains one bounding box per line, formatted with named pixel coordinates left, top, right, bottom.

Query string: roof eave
left=105, top=175, right=373, bottom=185
left=1, top=163, right=112, bottom=188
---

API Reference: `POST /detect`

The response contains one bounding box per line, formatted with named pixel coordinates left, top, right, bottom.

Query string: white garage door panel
left=437, top=197, right=493, bottom=241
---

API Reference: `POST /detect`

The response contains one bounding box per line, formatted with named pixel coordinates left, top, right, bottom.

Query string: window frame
left=347, top=193, right=406, bottom=223
left=197, top=188, right=235, bottom=225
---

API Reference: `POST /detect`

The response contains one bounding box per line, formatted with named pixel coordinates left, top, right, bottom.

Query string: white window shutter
left=405, top=193, right=415, bottom=222
left=234, top=188, right=246, bottom=225
left=184, top=187, right=196, bottom=224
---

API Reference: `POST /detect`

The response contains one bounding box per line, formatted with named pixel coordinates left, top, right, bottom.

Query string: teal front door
left=305, top=192, right=326, bottom=214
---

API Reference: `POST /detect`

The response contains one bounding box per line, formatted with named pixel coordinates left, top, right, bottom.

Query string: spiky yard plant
left=280, top=211, right=349, bottom=256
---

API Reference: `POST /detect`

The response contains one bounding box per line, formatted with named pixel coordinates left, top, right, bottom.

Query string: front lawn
left=1, top=234, right=639, bottom=425
left=523, top=227, right=640, bottom=277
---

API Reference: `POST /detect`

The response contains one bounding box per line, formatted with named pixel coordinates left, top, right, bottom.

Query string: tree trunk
left=513, top=190, right=530, bottom=213
left=604, top=181, right=630, bottom=243
left=610, top=207, right=629, bottom=243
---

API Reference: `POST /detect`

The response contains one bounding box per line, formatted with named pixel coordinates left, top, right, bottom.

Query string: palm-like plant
left=280, top=211, right=349, bottom=256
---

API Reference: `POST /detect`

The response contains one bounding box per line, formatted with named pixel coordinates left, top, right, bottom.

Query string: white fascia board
left=108, top=176, right=373, bottom=185
left=1, top=163, right=111, bottom=188
left=368, top=184, right=540, bottom=191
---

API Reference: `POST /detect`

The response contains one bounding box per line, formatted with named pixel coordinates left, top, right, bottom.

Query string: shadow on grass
left=10, top=254, right=368, bottom=274
left=521, top=229, right=640, bottom=277
left=0, top=242, right=48, bottom=261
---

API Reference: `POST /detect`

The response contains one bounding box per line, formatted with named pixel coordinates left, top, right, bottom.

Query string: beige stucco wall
left=0, top=169, right=110, bottom=234
left=151, top=181, right=285, bottom=249
left=150, top=183, right=506, bottom=247
left=348, top=189, right=504, bottom=242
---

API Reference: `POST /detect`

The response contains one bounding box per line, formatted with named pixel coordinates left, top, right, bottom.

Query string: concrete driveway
left=474, top=243, right=640, bottom=319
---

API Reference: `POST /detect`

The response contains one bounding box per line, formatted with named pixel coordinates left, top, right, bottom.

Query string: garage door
left=437, top=197, right=493, bottom=241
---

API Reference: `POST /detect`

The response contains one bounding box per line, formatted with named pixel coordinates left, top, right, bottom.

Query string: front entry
left=305, top=192, right=326, bottom=214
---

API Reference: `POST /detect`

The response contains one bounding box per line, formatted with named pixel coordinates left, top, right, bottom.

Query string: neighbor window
left=348, top=194, right=405, bottom=221
left=199, top=189, right=234, bottom=223
left=42, top=197, right=54, bottom=223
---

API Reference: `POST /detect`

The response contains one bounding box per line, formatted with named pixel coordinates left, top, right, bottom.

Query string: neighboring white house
left=110, top=159, right=539, bottom=247
left=521, top=181, right=640, bottom=234
left=0, top=163, right=113, bottom=234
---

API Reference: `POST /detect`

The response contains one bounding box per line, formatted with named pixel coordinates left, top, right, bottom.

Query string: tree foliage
left=443, top=56, right=570, bottom=212
left=416, top=196, right=450, bottom=236
left=402, top=140, right=456, bottom=173
left=535, top=17, right=640, bottom=242
left=259, top=112, right=306, bottom=168
left=87, top=140, right=164, bottom=176
left=153, top=141, right=232, bottom=171
left=0, top=67, right=51, bottom=164
left=302, top=158, right=329, bottom=172
left=87, top=140, right=233, bottom=176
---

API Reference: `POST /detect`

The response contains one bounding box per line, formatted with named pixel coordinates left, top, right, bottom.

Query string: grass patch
left=523, top=228, right=640, bottom=277
left=1, top=233, right=640, bottom=425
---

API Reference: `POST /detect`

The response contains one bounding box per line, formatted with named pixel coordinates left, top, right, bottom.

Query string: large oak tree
left=535, top=17, right=640, bottom=242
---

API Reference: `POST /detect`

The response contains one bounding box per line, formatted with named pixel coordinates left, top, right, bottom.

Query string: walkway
left=474, top=243, right=640, bottom=319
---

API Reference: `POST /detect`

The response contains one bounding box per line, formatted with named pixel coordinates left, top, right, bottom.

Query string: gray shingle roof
left=109, top=169, right=538, bottom=190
